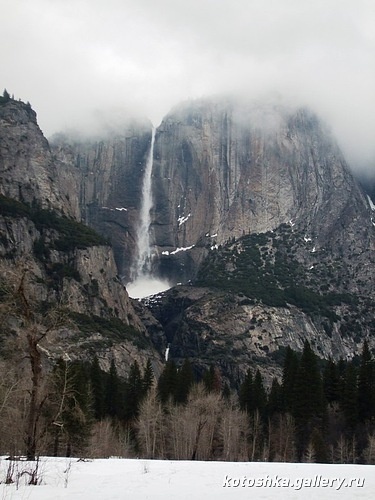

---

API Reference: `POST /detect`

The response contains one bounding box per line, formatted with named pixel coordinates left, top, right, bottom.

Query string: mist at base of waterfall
left=126, top=275, right=171, bottom=299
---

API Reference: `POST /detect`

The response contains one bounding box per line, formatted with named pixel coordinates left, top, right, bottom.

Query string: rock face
left=0, top=98, right=164, bottom=376
left=2, top=95, right=375, bottom=386
left=146, top=285, right=362, bottom=385
left=0, top=100, right=72, bottom=214
left=151, top=98, right=374, bottom=283
left=144, top=97, right=375, bottom=383
left=50, top=122, right=152, bottom=281
left=148, top=215, right=375, bottom=384
left=49, top=97, right=374, bottom=290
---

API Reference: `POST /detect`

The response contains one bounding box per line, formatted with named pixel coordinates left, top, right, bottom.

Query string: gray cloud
left=1, top=0, right=374, bottom=170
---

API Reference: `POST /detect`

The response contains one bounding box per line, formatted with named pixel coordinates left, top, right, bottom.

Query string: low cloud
left=1, top=0, right=374, bottom=171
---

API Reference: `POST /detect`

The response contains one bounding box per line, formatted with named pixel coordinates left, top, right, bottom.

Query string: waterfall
left=134, top=126, right=156, bottom=277
left=127, top=127, right=170, bottom=298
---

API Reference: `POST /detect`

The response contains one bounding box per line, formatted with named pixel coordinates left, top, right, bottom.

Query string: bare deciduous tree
left=137, top=388, right=165, bottom=459
left=0, top=260, right=71, bottom=459
left=220, top=400, right=248, bottom=461
left=87, top=418, right=133, bottom=458
left=363, top=433, right=375, bottom=464
left=333, top=434, right=358, bottom=464
left=248, top=409, right=264, bottom=461
left=268, top=413, right=296, bottom=462
left=184, top=384, right=221, bottom=461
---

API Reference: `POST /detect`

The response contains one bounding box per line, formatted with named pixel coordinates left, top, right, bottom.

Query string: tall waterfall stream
left=126, top=127, right=170, bottom=298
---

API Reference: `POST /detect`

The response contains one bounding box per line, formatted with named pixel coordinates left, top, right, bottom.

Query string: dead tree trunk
left=17, top=271, right=46, bottom=461
left=191, top=418, right=207, bottom=460
left=25, top=330, right=43, bottom=460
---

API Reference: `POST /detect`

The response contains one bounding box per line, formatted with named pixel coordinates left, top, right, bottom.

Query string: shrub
left=0, top=194, right=108, bottom=251
left=70, top=312, right=148, bottom=349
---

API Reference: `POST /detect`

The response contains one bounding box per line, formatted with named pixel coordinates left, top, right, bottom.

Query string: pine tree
left=293, top=342, right=326, bottom=421
left=90, top=356, right=105, bottom=420
left=340, top=363, right=358, bottom=430
left=292, top=341, right=326, bottom=459
left=239, top=369, right=254, bottom=413
left=105, top=359, right=121, bottom=418
left=123, top=360, right=143, bottom=421
left=142, top=359, right=154, bottom=397
left=323, top=357, right=340, bottom=404
left=175, top=359, right=194, bottom=404
left=282, top=346, right=299, bottom=413
left=2, top=89, right=10, bottom=102
left=157, top=360, right=178, bottom=404
left=267, top=377, right=284, bottom=416
left=253, top=370, right=267, bottom=417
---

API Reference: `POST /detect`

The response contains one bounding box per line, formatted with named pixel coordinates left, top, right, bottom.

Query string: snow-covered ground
left=0, top=458, right=374, bottom=499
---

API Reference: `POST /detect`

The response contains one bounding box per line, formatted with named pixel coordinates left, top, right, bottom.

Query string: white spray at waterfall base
left=127, top=276, right=171, bottom=299
left=127, top=127, right=170, bottom=299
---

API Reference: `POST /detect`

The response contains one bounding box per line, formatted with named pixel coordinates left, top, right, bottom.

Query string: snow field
left=0, top=457, right=374, bottom=500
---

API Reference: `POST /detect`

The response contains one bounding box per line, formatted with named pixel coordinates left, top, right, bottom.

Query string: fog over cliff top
left=1, top=0, right=374, bottom=172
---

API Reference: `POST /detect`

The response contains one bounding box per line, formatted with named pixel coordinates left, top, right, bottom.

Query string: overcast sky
left=1, top=0, right=374, bottom=170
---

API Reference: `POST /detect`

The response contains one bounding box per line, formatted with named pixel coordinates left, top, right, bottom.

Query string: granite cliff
left=50, top=121, right=152, bottom=282
left=50, top=98, right=374, bottom=290
left=151, top=98, right=374, bottom=284
left=146, top=98, right=375, bottom=381
left=1, top=94, right=374, bottom=385
left=0, top=97, right=164, bottom=377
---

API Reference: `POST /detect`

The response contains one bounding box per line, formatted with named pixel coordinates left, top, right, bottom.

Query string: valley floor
left=0, top=457, right=374, bottom=499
